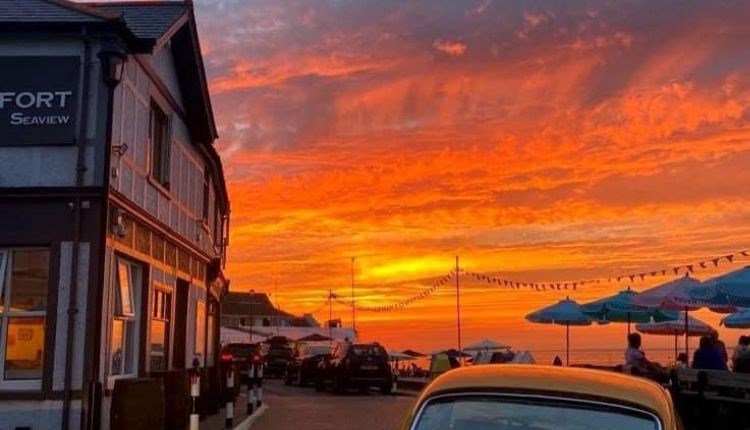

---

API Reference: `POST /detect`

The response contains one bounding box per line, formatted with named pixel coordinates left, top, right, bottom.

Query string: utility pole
left=249, top=289, right=255, bottom=343
left=455, top=256, right=462, bottom=364
left=328, top=288, right=333, bottom=340
left=351, top=257, right=356, bottom=332
left=275, top=280, right=280, bottom=336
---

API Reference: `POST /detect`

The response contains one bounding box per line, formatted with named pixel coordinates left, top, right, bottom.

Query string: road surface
left=252, top=379, right=416, bottom=430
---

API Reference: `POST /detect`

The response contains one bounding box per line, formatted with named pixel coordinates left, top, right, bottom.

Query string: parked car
left=220, top=343, right=261, bottom=384
left=285, top=344, right=333, bottom=386
left=315, top=342, right=393, bottom=394
left=263, top=339, right=293, bottom=378
left=401, top=365, right=679, bottom=430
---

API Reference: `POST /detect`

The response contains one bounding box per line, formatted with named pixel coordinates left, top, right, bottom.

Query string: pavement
left=249, top=379, right=416, bottom=430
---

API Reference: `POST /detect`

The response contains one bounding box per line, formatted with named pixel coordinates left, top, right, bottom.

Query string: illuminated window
left=149, top=288, right=172, bottom=371
left=110, top=257, right=141, bottom=378
left=0, top=249, right=50, bottom=388
left=194, top=300, right=205, bottom=364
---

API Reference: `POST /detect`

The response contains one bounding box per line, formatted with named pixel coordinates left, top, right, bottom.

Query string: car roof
left=411, top=365, right=676, bottom=429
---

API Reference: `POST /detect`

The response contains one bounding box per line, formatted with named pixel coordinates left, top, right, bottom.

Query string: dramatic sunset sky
left=192, top=0, right=750, bottom=354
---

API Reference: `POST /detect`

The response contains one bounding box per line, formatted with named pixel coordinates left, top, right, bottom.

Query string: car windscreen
left=351, top=345, right=386, bottom=357
left=267, top=347, right=292, bottom=357
left=224, top=344, right=257, bottom=355
left=413, top=395, right=660, bottom=430
left=306, top=346, right=332, bottom=356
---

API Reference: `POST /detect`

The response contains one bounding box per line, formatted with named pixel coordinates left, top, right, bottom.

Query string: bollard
left=255, top=361, right=264, bottom=408
left=246, top=363, right=255, bottom=414
left=225, top=367, right=234, bottom=428
left=190, top=370, right=200, bottom=430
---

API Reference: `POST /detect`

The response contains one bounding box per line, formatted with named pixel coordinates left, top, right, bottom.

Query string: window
left=110, top=257, right=142, bottom=378
left=194, top=300, right=205, bottom=364
left=413, top=395, right=660, bottom=430
left=149, top=288, right=171, bottom=371
left=202, top=170, right=210, bottom=223
left=0, top=249, right=49, bottom=387
left=149, top=101, right=171, bottom=187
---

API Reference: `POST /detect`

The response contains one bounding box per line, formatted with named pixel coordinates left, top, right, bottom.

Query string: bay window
left=0, top=248, right=50, bottom=388
left=109, top=257, right=142, bottom=379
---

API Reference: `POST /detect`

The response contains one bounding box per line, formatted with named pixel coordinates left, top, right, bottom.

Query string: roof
left=90, top=1, right=188, bottom=41
left=222, top=292, right=295, bottom=319
left=405, top=365, right=677, bottom=430
left=0, top=0, right=117, bottom=23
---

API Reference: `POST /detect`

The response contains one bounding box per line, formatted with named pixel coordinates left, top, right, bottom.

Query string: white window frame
left=106, top=257, right=143, bottom=389
left=148, top=284, right=173, bottom=372
left=0, top=248, right=49, bottom=391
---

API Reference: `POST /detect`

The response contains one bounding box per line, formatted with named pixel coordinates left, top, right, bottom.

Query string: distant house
left=221, top=292, right=319, bottom=329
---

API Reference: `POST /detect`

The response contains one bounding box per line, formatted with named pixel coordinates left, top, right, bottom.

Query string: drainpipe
left=61, top=27, right=92, bottom=430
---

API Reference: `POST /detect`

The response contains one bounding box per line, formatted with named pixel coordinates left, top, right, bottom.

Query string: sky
left=191, top=0, right=750, bottom=356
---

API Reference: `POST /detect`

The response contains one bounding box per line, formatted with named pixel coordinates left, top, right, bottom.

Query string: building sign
left=0, top=56, right=80, bottom=146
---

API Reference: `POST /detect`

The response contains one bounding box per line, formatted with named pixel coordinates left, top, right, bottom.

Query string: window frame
left=148, top=285, right=173, bottom=372
left=107, top=256, right=144, bottom=388
left=193, top=299, right=206, bottom=365
left=0, top=248, right=51, bottom=390
left=148, top=99, right=172, bottom=188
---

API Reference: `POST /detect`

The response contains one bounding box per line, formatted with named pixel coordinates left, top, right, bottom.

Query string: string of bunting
left=331, top=270, right=456, bottom=313
left=464, top=249, right=750, bottom=292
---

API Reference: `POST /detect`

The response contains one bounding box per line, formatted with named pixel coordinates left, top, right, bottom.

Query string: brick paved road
left=252, top=379, right=416, bottom=430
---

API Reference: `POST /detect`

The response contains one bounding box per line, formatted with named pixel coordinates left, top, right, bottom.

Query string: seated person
left=625, top=333, right=667, bottom=382
left=675, top=353, right=688, bottom=369
left=733, top=335, right=750, bottom=373
left=693, top=336, right=728, bottom=371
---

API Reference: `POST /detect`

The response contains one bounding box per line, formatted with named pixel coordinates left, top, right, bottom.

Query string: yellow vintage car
left=401, top=365, right=680, bottom=430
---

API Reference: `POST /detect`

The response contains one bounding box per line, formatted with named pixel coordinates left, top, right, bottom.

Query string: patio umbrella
left=582, top=288, right=679, bottom=334
left=636, top=313, right=714, bottom=359
left=633, top=275, right=733, bottom=356
left=463, top=338, right=511, bottom=352
left=699, top=266, right=750, bottom=307
left=389, top=351, right=416, bottom=361
left=526, top=297, right=592, bottom=366
left=721, top=309, right=750, bottom=329
left=402, top=349, right=426, bottom=358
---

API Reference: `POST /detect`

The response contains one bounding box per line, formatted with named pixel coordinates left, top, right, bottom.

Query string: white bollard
left=256, top=386, right=263, bottom=408
left=190, top=372, right=200, bottom=430
left=247, top=363, right=255, bottom=414
left=257, top=363, right=264, bottom=379
left=225, top=369, right=235, bottom=428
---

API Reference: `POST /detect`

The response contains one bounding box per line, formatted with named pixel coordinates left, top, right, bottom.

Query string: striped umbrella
left=526, top=297, right=592, bottom=366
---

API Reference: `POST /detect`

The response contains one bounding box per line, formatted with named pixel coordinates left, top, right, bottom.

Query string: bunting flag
left=325, top=248, right=749, bottom=311
left=332, top=270, right=456, bottom=313
left=456, top=248, right=749, bottom=295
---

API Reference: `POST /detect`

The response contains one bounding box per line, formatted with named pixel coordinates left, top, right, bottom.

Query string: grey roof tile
left=0, top=0, right=111, bottom=22
left=96, top=2, right=188, bottom=40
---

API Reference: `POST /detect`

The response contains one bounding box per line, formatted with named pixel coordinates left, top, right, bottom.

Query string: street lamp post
left=351, top=257, right=356, bottom=331
left=249, top=289, right=255, bottom=343
left=455, top=256, right=462, bottom=364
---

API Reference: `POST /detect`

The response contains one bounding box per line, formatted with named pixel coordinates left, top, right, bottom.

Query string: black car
left=285, top=344, right=332, bottom=386
left=315, top=343, right=393, bottom=394
left=263, top=340, right=293, bottom=378
left=220, top=343, right=261, bottom=384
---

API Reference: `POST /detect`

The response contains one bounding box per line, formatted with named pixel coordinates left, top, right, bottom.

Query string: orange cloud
left=432, top=39, right=467, bottom=57
left=195, top=0, right=750, bottom=354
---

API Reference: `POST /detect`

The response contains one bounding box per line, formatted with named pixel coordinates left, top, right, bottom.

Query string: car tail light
left=220, top=352, right=233, bottom=362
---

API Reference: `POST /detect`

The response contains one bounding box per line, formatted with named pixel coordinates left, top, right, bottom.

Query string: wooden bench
left=672, top=369, right=750, bottom=404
